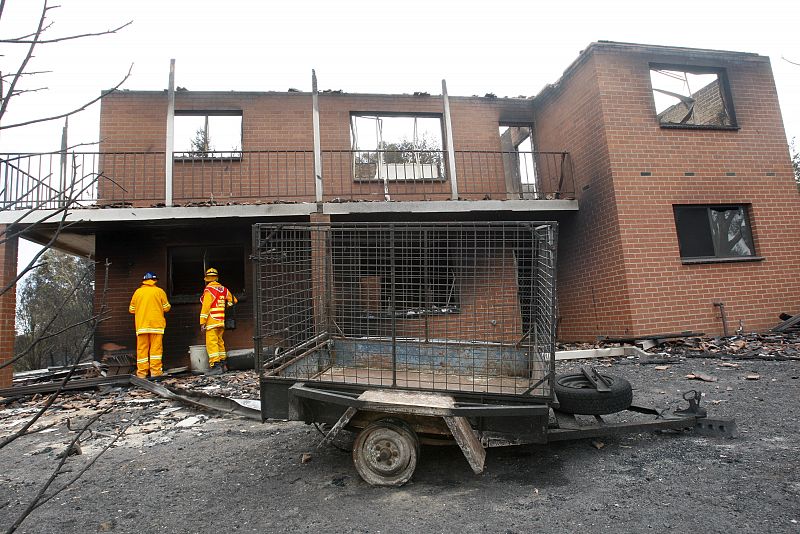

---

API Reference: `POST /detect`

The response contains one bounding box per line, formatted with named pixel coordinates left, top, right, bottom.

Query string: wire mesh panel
left=254, top=222, right=557, bottom=400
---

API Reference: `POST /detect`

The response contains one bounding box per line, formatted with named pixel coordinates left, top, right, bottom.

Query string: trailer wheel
left=554, top=373, right=633, bottom=415
left=352, top=418, right=419, bottom=487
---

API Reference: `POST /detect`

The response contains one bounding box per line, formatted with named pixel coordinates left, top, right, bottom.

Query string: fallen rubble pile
left=654, top=332, right=800, bottom=361
left=0, top=370, right=261, bottom=438
left=557, top=331, right=800, bottom=364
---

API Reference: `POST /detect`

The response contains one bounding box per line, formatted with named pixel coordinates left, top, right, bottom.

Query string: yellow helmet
left=204, top=267, right=219, bottom=282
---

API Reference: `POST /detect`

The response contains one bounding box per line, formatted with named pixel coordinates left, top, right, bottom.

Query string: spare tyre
left=554, top=372, right=633, bottom=415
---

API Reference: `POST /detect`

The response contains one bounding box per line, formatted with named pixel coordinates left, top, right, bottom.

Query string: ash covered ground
left=1, top=355, right=799, bottom=534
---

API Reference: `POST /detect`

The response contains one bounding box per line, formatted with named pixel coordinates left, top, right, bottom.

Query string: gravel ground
left=1, top=357, right=799, bottom=534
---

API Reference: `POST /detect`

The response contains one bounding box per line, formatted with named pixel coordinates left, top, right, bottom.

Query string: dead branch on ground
left=31, top=410, right=145, bottom=512
left=4, top=406, right=112, bottom=534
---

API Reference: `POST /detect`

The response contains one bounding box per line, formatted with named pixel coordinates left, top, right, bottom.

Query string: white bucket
left=189, top=345, right=209, bottom=373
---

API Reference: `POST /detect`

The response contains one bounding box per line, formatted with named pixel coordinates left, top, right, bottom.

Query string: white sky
left=1, top=0, right=799, bottom=152
left=3, top=0, right=800, bottom=271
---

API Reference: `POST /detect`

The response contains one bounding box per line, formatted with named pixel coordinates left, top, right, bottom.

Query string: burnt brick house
left=1, top=41, right=798, bottom=386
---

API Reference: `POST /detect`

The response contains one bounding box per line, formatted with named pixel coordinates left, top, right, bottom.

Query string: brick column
left=0, top=226, right=19, bottom=388
left=309, top=213, right=332, bottom=338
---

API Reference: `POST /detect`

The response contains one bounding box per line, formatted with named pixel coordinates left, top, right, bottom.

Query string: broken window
left=332, top=228, right=460, bottom=322
left=673, top=205, right=755, bottom=260
left=168, top=245, right=245, bottom=299
left=350, top=114, right=444, bottom=181
left=174, top=111, right=243, bottom=158
left=499, top=124, right=537, bottom=194
left=650, top=66, right=736, bottom=128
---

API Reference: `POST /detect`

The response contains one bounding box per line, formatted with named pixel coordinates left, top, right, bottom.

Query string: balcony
left=0, top=149, right=575, bottom=211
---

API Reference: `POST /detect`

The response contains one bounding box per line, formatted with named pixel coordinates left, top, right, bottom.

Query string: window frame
left=499, top=122, right=538, bottom=194
left=649, top=63, right=738, bottom=131
left=173, top=109, right=244, bottom=161
left=673, top=204, right=761, bottom=264
left=349, top=112, right=447, bottom=183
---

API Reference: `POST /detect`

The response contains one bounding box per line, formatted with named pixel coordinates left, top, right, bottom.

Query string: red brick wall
left=94, top=223, right=254, bottom=370
left=533, top=53, right=634, bottom=341
left=594, top=47, right=800, bottom=336
left=535, top=44, right=800, bottom=340
left=99, top=93, right=168, bottom=205
left=394, top=251, right=524, bottom=343
left=100, top=91, right=534, bottom=204
left=0, top=228, right=17, bottom=388
left=100, top=92, right=316, bottom=205
left=448, top=97, right=534, bottom=200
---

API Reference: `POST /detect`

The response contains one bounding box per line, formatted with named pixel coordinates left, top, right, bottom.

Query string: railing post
left=59, top=117, right=68, bottom=208
left=442, top=79, right=459, bottom=200
left=165, top=59, right=175, bottom=207
left=312, top=70, right=323, bottom=204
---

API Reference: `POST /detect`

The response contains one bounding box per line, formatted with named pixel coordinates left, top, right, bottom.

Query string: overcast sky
left=1, top=0, right=799, bottom=152
left=3, top=0, right=800, bottom=268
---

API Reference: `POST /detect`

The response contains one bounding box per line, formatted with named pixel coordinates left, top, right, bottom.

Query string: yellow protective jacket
left=129, top=280, right=171, bottom=335
left=200, top=281, right=237, bottom=330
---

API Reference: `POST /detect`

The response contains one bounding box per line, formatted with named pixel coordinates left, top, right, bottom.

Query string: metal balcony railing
left=322, top=150, right=450, bottom=201
left=454, top=150, right=574, bottom=200
left=171, top=151, right=316, bottom=204
left=0, top=150, right=574, bottom=211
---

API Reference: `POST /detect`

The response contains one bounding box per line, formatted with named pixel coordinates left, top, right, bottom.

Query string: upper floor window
left=673, top=205, right=756, bottom=262
left=650, top=65, right=736, bottom=129
left=174, top=111, right=243, bottom=159
left=499, top=124, right=537, bottom=194
left=350, top=114, right=445, bottom=181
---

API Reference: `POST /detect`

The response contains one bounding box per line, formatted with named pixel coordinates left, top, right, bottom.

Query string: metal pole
left=165, top=59, right=175, bottom=207
left=252, top=226, right=263, bottom=372
left=312, top=70, right=323, bottom=204
left=713, top=302, right=730, bottom=337
left=442, top=80, right=458, bottom=200
left=390, top=225, right=397, bottom=387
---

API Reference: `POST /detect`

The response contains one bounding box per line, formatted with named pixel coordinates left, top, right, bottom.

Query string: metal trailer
left=254, top=222, right=734, bottom=486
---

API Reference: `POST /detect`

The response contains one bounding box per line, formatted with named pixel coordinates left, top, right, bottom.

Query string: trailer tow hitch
left=674, top=390, right=707, bottom=417
left=673, top=390, right=738, bottom=438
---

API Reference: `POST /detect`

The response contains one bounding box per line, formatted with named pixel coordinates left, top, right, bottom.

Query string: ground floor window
left=332, top=229, right=460, bottom=317
left=673, top=205, right=755, bottom=261
left=168, top=245, right=245, bottom=299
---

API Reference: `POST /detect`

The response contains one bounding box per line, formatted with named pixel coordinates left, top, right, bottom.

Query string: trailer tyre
left=554, top=373, right=633, bottom=415
left=353, top=419, right=419, bottom=487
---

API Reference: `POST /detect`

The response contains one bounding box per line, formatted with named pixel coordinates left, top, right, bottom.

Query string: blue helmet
left=143, top=271, right=158, bottom=281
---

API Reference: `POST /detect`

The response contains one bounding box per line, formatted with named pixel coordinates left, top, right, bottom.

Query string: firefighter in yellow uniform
left=200, top=268, right=237, bottom=374
left=129, top=272, right=171, bottom=379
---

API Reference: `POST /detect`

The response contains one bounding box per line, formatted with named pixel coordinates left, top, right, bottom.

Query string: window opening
left=174, top=111, right=243, bottom=158
left=673, top=205, right=755, bottom=260
left=499, top=125, right=537, bottom=195
left=168, top=245, right=245, bottom=298
left=350, top=114, right=445, bottom=186
left=650, top=66, right=735, bottom=128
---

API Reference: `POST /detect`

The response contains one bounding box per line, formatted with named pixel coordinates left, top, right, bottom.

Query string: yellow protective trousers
left=136, top=333, right=163, bottom=378
left=205, top=327, right=226, bottom=367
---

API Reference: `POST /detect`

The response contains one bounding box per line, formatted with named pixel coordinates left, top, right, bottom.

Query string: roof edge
left=100, top=89, right=531, bottom=103
left=534, top=40, right=769, bottom=104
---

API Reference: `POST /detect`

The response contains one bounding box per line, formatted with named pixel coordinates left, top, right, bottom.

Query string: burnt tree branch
left=0, top=20, right=132, bottom=44
left=0, top=63, right=133, bottom=130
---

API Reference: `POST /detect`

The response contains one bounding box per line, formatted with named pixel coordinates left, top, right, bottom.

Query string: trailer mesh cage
left=253, top=221, right=557, bottom=399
